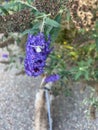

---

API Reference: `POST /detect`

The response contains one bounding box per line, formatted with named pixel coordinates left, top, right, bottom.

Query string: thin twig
left=0, top=60, right=10, bottom=64
left=15, top=70, right=25, bottom=76
left=0, top=37, right=14, bottom=48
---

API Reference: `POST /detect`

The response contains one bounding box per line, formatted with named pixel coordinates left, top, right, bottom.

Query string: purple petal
left=45, top=74, right=60, bottom=83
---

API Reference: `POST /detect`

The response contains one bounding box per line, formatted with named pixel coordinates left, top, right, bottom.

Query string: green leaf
left=15, top=0, right=37, bottom=10
left=22, top=22, right=41, bottom=35
left=0, top=5, right=9, bottom=15
left=74, top=72, right=82, bottom=80
left=48, top=23, right=60, bottom=42
left=66, top=10, right=70, bottom=22
left=3, top=0, right=37, bottom=11
left=3, top=2, right=16, bottom=10
left=84, top=71, right=89, bottom=80
left=45, top=18, right=60, bottom=27
left=54, top=14, right=62, bottom=23
left=96, top=37, right=98, bottom=51
left=95, top=20, right=98, bottom=30
left=27, top=0, right=33, bottom=4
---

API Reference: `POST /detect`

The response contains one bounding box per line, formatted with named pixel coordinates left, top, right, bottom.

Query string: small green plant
left=70, top=58, right=94, bottom=80
left=82, top=87, right=98, bottom=119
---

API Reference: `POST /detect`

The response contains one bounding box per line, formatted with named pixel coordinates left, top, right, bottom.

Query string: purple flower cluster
left=24, top=33, right=51, bottom=77
left=45, top=74, right=60, bottom=83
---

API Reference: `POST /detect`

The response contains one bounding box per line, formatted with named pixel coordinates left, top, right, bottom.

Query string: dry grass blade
left=0, top=37, right=14, bottom=48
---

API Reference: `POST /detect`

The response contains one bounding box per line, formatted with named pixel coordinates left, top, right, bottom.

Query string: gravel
left=0, top=64, right=42, bottom=130
left=52, top=83, right=98, bottom=130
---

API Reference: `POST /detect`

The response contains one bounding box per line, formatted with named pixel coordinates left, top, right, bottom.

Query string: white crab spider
left=30, top=45, right=44, bottom=52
